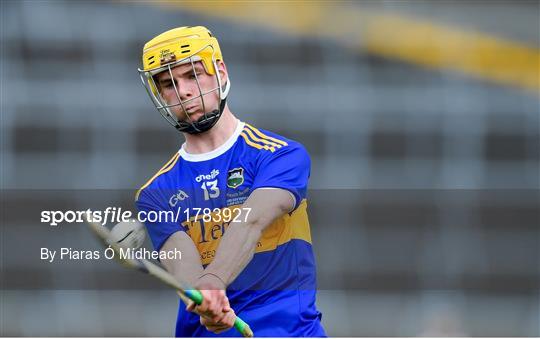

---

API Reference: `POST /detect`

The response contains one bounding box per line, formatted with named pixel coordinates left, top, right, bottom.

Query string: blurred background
left=1, top=0, right=539, bottom=336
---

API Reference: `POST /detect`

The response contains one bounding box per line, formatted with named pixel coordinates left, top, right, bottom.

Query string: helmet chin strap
left=177, top=97, right=227, bottom=134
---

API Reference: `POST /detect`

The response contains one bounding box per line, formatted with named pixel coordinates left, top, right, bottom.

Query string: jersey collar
left=178, top=120, right=245, bottom=162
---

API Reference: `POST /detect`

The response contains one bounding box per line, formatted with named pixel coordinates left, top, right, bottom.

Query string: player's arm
left=136, top=192, right=205, bottom=287
left=195, top=142, right=309, bottom=333
left=160, top=231, right=204, bottom=287
left=200, top=187, right=295, bottom=287
left=161, top=231, right=235, bottom=325
left=137, top=193, right=230, bottom=324
left=193, top=187, right=294, bottom=333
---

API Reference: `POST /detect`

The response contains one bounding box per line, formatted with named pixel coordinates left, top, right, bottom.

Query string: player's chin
left=188, top=111, right=204, bottom=121
left=172, top=112, right=200, bottom=123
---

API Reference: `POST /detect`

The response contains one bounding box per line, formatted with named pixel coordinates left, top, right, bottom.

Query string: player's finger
left=197, top=290, right=212, bottom=311
left=200, top=315, right=225, bottom=326
left=186, top=301, right=196, bottom=312
left=205, top=323, right=229, bottom=334
left=210, top=311, right=226, bottom=324
left=212, top=327, right=228, bottom=334
left=222, top=296, right=231, bottom=312
left=205, top=312, right=234, bottom=328
left=208, top=291, right=223, bottom=313
left=209, top=291, right=228, bottom=316
left=200, top=317, right=227, bottom=332
left=208, top=298, right=224, bottom=318
left=222, top=310, right=236, bottom=328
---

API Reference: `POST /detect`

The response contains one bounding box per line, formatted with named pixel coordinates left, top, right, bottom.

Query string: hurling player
left=136, top=26, right=326, bottom=337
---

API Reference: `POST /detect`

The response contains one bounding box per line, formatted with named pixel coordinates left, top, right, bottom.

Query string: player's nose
left=174, top=82, right=191, bottom=101
left=176, top=79, right=196, bottom=101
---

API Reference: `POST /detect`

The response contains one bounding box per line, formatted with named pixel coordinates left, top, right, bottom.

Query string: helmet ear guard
left=138, top=26, right=231, bottom=134
left=213, top=59, right=230, bottom=101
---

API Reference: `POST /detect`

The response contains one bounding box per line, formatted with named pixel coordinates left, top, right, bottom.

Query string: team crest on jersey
left=227, top=168, right=244, bottom=189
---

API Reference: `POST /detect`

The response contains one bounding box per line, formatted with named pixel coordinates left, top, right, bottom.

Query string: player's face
left=155, top=61, right=224, bottom=123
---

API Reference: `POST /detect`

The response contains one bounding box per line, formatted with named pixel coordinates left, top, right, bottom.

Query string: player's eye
left=161, top=80, right=174, bottom=89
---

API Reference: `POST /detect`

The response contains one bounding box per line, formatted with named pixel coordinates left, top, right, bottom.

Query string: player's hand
left=200, top=308, right=236, bottom=334
left=186, top=273, right=231, bottom=323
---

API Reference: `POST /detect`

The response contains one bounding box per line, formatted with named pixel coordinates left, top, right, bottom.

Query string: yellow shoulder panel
left=245, top=124, right=288, bottom=146
left=240, top=132, right=276, bottom=152
left=242, top=127, right=283, bottom=149
left=256, top=199, right=312, bottom=254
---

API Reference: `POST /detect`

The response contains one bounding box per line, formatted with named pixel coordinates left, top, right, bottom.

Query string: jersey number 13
left=201, top=180, right=220, bottom=200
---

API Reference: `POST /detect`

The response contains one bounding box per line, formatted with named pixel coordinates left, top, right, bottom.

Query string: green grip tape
left=185, top=289, right=204, bottom=305
left=234, top=317, right=253, bottom=337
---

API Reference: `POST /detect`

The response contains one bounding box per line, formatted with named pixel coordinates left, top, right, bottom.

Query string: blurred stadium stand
left=1, top=0, right=538, bottom=336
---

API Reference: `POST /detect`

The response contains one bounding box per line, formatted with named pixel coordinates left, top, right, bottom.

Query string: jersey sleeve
left=136, top=189, right=187, bottom=251
left=251, top=142, right=311, bottom=210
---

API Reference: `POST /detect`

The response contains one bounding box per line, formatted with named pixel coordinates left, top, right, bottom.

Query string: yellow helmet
left=141, top=26, right=222, bottom=75
left=138, top=26, right=231, bottom=134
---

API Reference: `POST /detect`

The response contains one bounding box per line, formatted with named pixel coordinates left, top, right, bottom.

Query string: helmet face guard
left=138, top=26, right=230, bottom=134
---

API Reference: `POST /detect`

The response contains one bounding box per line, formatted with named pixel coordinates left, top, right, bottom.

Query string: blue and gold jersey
left=136, top=121, right=325, bottom=337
